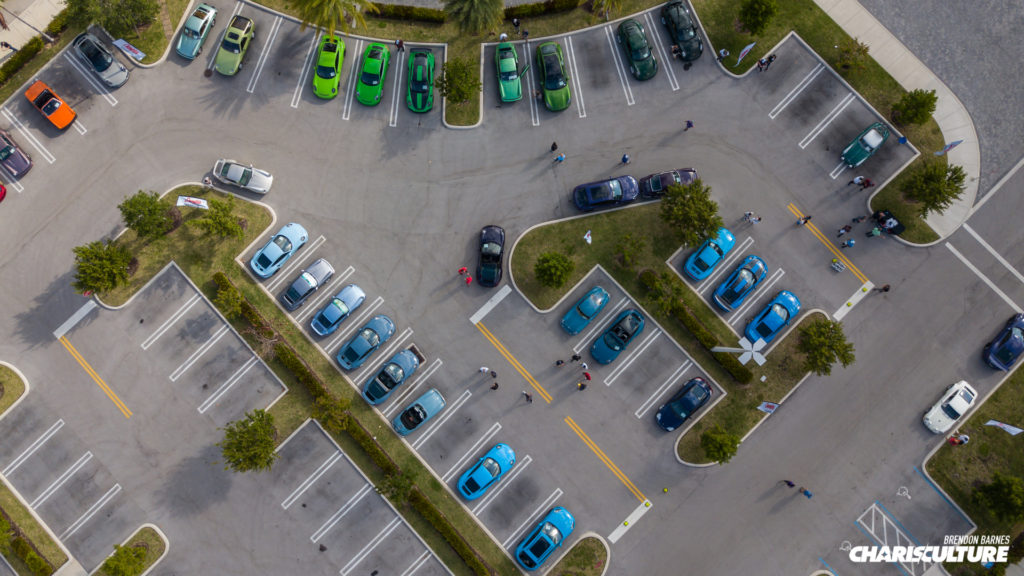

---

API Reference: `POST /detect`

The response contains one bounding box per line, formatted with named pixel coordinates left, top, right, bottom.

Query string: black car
left=280, top=258, right=335, bottom=310
left=661, top=0, right=703, bottom=62
left=655, top=377, right=712, bottom=431
left=477, top=225, right=505, bottom=287
left=639, top=168, right=697, bottom=199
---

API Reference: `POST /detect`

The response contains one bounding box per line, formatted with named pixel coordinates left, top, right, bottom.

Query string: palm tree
left=444, top=0, right=503, bottom=35
left=289, top=0, right=377, bottom=34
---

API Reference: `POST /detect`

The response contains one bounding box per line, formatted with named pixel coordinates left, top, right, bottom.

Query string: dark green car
left=406, top=48, right=434, bottom=113
left=841, top=122, right=890, bottom=167
left=617, top=19, right=657, bottom=81
left=536, top=42, right=570, bottom=112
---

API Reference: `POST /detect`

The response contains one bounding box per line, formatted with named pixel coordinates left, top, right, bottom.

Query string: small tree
left=434, top=57, right=482, bottom=105
left=312, top=395, right=351, bottom=436
left=218, top=409, right=278, bottom=473
left=836, top=38, right=870, bottom=71
left=614, top=233, right=646, bottom=270
left=892, top=89, right=938, bottom=126
left=191, top=196, right=244, bottom=239
left=738, top=0, right=777, bottom=35
left=376, top=472, right=414, bottom=503
left=444, top=0, right=503, bottom=34
left=798, top=318, right=855, bottom=376
left=214, top=283, right=243, bottom=320
left=901, top=162, right=966, bottom=217
left=119, top=191, right=172, bottom=240
left=534, top=252, right=574, bottom=288
left=101, top=544, right=146, bottom=576
left=701, top=426, right=739, bottom=464
left=72, top=240, right=133, bottom=294
left=973, top=473, right=1024, bottom=522
left=659, top=179, right=723, bottom=247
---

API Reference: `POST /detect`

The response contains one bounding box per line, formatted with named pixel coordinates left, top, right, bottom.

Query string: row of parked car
left=571, top=168, right=697, bottom=211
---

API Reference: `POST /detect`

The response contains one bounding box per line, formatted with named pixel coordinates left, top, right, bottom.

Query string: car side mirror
left=518, top=63, right=531, bottom=78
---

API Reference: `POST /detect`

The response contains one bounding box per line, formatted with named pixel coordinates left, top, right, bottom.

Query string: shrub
left=273, top=343, right=328, bottom=400
left=213, top=281, right=243, bottom=319
left=46, top=8, right=70, bottom=36
left=534, top=252, right=574, bottom=288
left=11, top=536, right=31, bottom=558
left=505, top=0, right=578, bottom=18
left=0, top=37, right=45, bottom=84
left=312, top=395, right=350, bottom=436
left=344, top=417, right=398, bottom=475
left=638, top=268, right=660, bottom=293
left=701, top=425, right=740, bottom=463
left=101, top=543, right=145, bottom=576
left=26, top=551, right=50, bottom=576
left=374, top=4, right=445, bottom=22
left=409, top=489, right=491, bottom=576
left=738, top=0, right=778, bottom=35
left=892, top=88, right=938, bottom=126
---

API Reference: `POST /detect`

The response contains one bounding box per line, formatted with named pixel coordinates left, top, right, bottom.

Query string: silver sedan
left=212, top=159, right=274, bottom=194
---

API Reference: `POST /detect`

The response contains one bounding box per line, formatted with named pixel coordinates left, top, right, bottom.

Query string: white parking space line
left=573, top=297, right=629, bottom=354
left=388, top=51, right=404, bottom=127
left=565, top=37, right=586, bottom=118
left=340, top=517, right=402, bottom=576
left=59, top=483, right=121, bottom=540
left=384, top=358, right=443, bottom=418
left=72, top=120, right=87, bottom=136
left=798, top=92, right=854, bottom=150
left=946, top=243, right=1023, bottom=313
left=963, top=224, right=1024, bottom=287
left=696, top=236, right=754, bottom=293
left=442, top=422, right=501, bottom=482
left=341, top=39, right=362, bottom=121
left=281, top=451, right=342, bottom=509
left=31, top=451, right=92, bottom=508
left=197, top=355, right=258, bottom=413
left=605, top=328, right=661, bottom=386
left=0, top=175, right=23, bottom=194
left=728, top=268, right=785, bottom=327
left=1, top=107, right=56, bottom=164
left=411, top=390, right=471, bottom=451
left=501, top=488, right=563, bottom=548
left=607, top=498, right=652, bottom=543
left=325, top=296, right=384, bottom=352
left=207, top=2, right=244, bottom=72
left=247, top=16, right=283, bottom=93
left=769, top=63, right=824, bottom=119
left=53, top=300, right=97, bottom=339
left=644, top=12, right=678, bottom=91
left=62, top=53, right=117, bottom=107
left=470, top=284, right=512, bottom=325
left=828, top=160, right=850, bottom=180
left=296, top=266, right=354, bottom=323
left=833, top=281, right=873, bottom=321
left=472, top=455, right=532, bottom=516
left=400, top=551, right=431, bottom=576
left=603, top=26, right=634, bottom=106
left=169, top=325, right=229, bottom=382
left=2, top=419, right=64, bottom=476
left=310, top=483, right=373, bottom=543
left=291, top=31, right=321, bottom=108
left=353, top=328, right=414, bottom=384
left=522, top=42, right=540, bottom=127
left=267, top=235, right=326, bottom=291
left=634, top=361, right=690, bottom=418
left=141, top=294, right=200, bottom=350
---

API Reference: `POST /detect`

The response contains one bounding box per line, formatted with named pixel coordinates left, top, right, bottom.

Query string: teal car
left=356, top=42, right=390, bottom=106
left=406, top=48, right=434, bottom=112
left=312, top=35, right=345, bottom=99
left=536, top=42, right=570, bottom=112
left=496, top=42, right=523, bottom=102
left=617, top=19, right=657, bottom=81
left=214, top=14, right=254, bottom=76
left=176, top=3, right=217, bottom=60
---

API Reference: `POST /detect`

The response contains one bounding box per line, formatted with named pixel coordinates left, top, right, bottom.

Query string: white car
left=922, top=380, right=977, bottom=434
left=212, top=159, right=273, bottom=194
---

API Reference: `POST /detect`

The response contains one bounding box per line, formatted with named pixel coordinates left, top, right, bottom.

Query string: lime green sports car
left=214, top=14, right=253, bottom=76
left=312, top=35, right=345, bottom=99
left=496, top=42, right=523, bottom=102
left=406, top=48, right=434, bottom=112
left=356, top=42, right=390, bottom=106
left=536, top=42, right=570, bottom=112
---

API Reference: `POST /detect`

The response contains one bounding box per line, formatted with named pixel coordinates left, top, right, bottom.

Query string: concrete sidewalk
left=0, top=0, right=64, bottom=63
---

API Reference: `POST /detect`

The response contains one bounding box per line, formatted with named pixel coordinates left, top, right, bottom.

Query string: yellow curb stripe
left=788, top=203, right=869, bottom=283
left=565, top=416, right=645, bottom=502
left=475, top=322, right=553, bottom=403
left=59, top=336, right=132, bottom=418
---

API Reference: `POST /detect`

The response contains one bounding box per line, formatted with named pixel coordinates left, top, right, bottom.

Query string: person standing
left=576, top=381, right=587, bottom=391
left=742, top=211, right=755, bottom=222
left=512, top=18, right=521, bottom=35
left=583, top=372, right=592, bottom=381
left=841, top=239, right=855, bottom=249
left=458, top=267, right=468, bottom=275
left=873, top=284, right=891, bottom=293
left=395, top=39, right=405, bottom=52
left=684, top=120, right=694, bottom=131
left=750, top=215, right=762, bottom=224
left=571, top=353, right=582, bottom=363
left=555, top=359, right=565, bottom=367
left=551, top=142, right=558, bottom=152
left=580, top=362, right=589, bottom=370
left=522, top=391, right=533, bottom=403
left=498, top=32, right=508, bottom=42
left=716, top=48, right=729, bottom=61
left=796, top=215, right=812, bottom=225
left=757, top=58, right=767, bottom=72
left=837, top=225, right=852, bottom=237
left=861, top=178, right=875, bottom=189
left=465, top=275, right=473, bottom=286
left=848, top=176, right=865, bottom=186
left=765, top=54, right=777, bottom=70
left=621, top=153, right=630, bottom=165
left=553, top=153, right=566, bottom=163
left=800, top=488, right=812, bottom=499
left=866, top=227, right=882, bottom=237
left=479, top=367, right=489, bottom=374
left=490, top=382, right=499, bottom=390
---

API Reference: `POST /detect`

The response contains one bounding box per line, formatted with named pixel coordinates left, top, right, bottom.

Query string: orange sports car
left=24, top=80, right=76, bottom=130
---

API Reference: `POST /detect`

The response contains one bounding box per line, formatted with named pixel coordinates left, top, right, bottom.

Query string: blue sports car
left=336, top=315, right=396, bottom=370
left=591, top=309, right=644, bottom=364
left=392, top=388, right=446, bottom=436
left=249, top=223, right=308, bottom=279
left=744, top=291, right=801, bottom=344
left=457, top=443, right=516, bottom=500
left=515, top=507, right=575, bottom=571
left=683, top=227, right=735, bottom=281
left=983, top=314, right=1024, bottom=371
left=362, top=349, right=420, bottom=405
left=560, top=286, right=610, bottom=335
left=572, top=176, right=639, bottom=211
left=712, top=255, right=767, bottom=311
left=310, top=284, right=366, bottom=336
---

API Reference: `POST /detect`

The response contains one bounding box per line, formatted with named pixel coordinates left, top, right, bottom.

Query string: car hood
left=216, top=50, right=242, bottom=73
left=98, top=59, right=130, bottom=87
left=1, top=149, right=31, bottom=177
left=545, top=87, right=570, bottom=111
left=177, top=33, right=201, bottom=58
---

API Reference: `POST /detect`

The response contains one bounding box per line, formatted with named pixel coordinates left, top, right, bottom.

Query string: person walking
left=458, top=266, right=468, bottom=275
left=498, top=32, right=508, bottom=41
left=866, top=227, right=882, bottom=237
left=873, top=284, right=891, bottom=293
left=490, top=382, right=500, bottom=390
left=621, top=153, right=630, bottom=165
left=757, top=58, right=767, bottom=72
left=837, top=225, right=852, bottom=237
left=512, top=18, right=521, bottom=34
left=749, top=215, right=762, bottom=224
left=671, top=45, right=682, bottom=59
left=841, top=239, right=855, bottom=249
left=716, top=48, right=729, bottom=61
left=395, top=39, right=405, bottom=52
left=553, top=153, right=566, bottom=163
left=852, top=215, right=867, bottom=224
left=571, top=353, right=582, bottom=363
left=576, top=381, right=587, bottom=391
left=765, top=54, right=777, bottom=70
left=684, top=120, right=694, bottom=131
left=580, top=362, right=589, bottom=370
left=861, top=178, right=875, bottom=189
left=522, top=30, right=529, bottom=41
left=555, top=359, right=565, bottom=367
left=522, top=391, right=533, bottom=403
left=551, top=142, right=558, bottom=152
left=479, top=367, right=489, bottom=374
left=799, top=488, right=812, bottom=499
left=848, top=176, right=865, bottom=186
left=796, top=215, right=812, bottom=225
left=780, top=480, right=796, bottom=488
left=490, top=370, right=497, bottom=378
left=742, top=211, right=755, bottom=222
left=583, top=372, right=592, bottom=381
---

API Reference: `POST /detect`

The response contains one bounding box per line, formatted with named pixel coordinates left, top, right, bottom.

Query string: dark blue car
left=712, top=255, right=767, bottom=311
left=983, top=314, right=1024, bottom=371
left=572, top=176, right=638, bottom=211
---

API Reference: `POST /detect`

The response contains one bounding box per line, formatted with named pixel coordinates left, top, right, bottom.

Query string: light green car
left=496, top=42, right=525, bottom=102
left=536, top=41, right=570, bottom=112
left=214, top=14, right=254, bottom=76
left=312, top=35, right=345, bottom=99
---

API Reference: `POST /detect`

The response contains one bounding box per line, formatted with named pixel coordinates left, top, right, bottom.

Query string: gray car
left=280, top=258, right=335, bottom=310
left=72, top=32, right=130, bottom=88
left=212, top=159, right=274, bottom=194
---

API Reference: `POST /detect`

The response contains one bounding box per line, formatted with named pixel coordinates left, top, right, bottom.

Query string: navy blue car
left=655, top=377, right=712, bottom=432
left=983, top=314, right=1024, bottom=371
left=572, top=176, right=639, bottom=211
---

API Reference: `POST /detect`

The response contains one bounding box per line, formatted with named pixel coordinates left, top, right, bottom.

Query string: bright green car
left=617, top=19, right=657, bottom=81
left=406, top=48, right=434, bottom=112
left=214, top=14, right=254, bottom=76
left=536, top=42, right=570, bottom=112
left=356, top=42, right=390, bottom=106
left=496, top=42, right=523, bottom=102
left=312, top=35, right=345, bottom=99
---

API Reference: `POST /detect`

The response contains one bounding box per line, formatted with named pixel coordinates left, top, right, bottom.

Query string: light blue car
left=515, top=507, right=575, bottom=571
left=560, top=286, right=610, bottom=335
left=590, top=309, right=644, bottom=364
left=310, top=284, right=366, bottom=336
left=362, top=349, right=420, bottom=405
left=457, top=443, right=516, bottom=500
left=712, top=255, right=767, bottom=311
left=176, top=3, right=217, bottom=60
left=249, top=223, right=308, bottom=279
left=683, top=227, right=735, bottom=281
left=392, top=388, right=446, bottom=436
left=744, top=291, right=801, bottom=344
left=336, top=315, right=395, bottom=370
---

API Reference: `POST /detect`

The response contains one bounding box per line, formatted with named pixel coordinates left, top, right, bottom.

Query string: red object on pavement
left=0, top=183, right=6, bottom=202
left=465, top=276, right=472, bottom=286
left=583, top=372, right=592, bottom=381
left=458, top=267, right=468, bottom=275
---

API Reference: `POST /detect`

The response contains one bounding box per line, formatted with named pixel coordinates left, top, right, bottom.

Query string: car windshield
left=538, top=522, right=562, bottom=548
left=222, top=34, right=241, bottom=53
left=317, top=64, right=337, bottom=79
left=329, top=298, right=349, bottom=317
left=41, top=98, right=62, bottom=115
left=360, top=328, right=381, bottom=348
left=361, top=71, right=381, bottom=86
left=481, top=457, right=500, bottom=477
left=543, top=53, right=565, bottom=90
left=237, top=167, right=252, bottom=185
left=629, top=36, right=650, bottom=60
left=81, top=41, right=113, bottom=71
left=0, top=146, right=12, bottom=161
left=400, top=405, right=426, bottom=429
left=271, top=235, right=292, bottom=254
left=725, top=270, right=754, bottom=299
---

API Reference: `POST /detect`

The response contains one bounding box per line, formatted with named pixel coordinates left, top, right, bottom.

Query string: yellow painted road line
left=788, top=204, right=869, bottom=283
left=564, top=417, right=645, bottom=502
left=58, top=337, right=132, bottom=418
left=475, top=322, right=552, bottom=403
